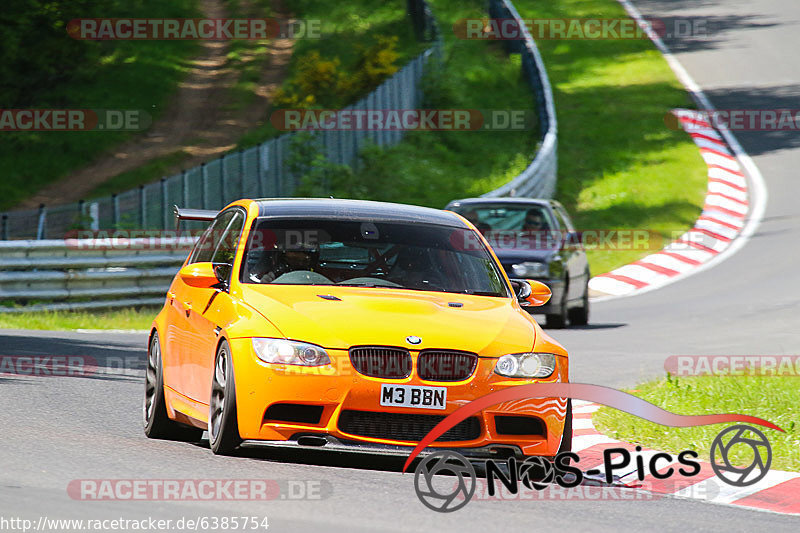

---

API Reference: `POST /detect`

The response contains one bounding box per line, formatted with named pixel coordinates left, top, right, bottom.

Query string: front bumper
left=241, top=434, right=529, bottom=461
left=230, top=338, right=569, bottom=457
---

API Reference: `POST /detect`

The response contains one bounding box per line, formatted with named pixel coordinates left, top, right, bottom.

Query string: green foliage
left=0, top=0, right=201, bottom=210
left=594, top=375, right=800, bottom=471
left=0, top=0, right=100, bottom=107
left=274, top=36, right=400, bottom=109
left=286, top=133, right=357, bottom=197
left=0, top=0, right=198, bottom=108
left=513, top=0, right=707, bottom=274
left=306, top=0, right=538, bottom=209
left=237, top=0, right=423, bottom=147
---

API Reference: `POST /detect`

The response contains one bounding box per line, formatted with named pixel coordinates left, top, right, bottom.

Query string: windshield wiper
left=337, top=282, right=403, bottom=289
left=462, top=290, right=503, bottom=297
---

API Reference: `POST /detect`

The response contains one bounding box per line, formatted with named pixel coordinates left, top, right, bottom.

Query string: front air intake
left=338, top=410, right=482, bottom=442
left=263, top=403, right=324, bottom=425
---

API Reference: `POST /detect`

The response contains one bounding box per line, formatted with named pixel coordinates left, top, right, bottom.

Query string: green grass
left=328, top=0, right=708, bottom=274
left=223, top=0, right=274, bottom=111
left=593, top=375, right=800, bottom=471
left=0, top=0, right=201, bottom=211
left=237, top=0, right=427, bottom=147
left=88, top=150, right=191, bottom=198
left=514, top=0, right=709, bottom=274
left=288, top=0, right=540, bottom=208
left=0, top=307, right=159, bottom=331
left=76, top=0, right=276, bottom=200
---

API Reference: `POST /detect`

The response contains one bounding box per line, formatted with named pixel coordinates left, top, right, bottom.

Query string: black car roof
left=253, top=198, right=468, bottom=228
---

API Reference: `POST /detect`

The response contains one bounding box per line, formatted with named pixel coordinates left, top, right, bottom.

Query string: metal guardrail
left=0, top=238, right=194, bottom=312
left=0, top=0, right=559, bottom=312
left=482, top=0, right=558, bottom=199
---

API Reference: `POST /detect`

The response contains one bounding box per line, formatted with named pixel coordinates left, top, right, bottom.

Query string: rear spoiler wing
left=173, top=205, right=219, bottom=230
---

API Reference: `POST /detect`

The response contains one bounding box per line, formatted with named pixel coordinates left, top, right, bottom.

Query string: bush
left=286, top=134, right=358, bottom=197
left=273, top=36, right=400, bottom=109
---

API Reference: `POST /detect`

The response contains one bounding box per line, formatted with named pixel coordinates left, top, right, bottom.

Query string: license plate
left=380, top=384, right=447, bottom=410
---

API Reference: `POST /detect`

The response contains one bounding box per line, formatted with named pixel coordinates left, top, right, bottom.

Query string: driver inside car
left=248, top=247, right=320, bottom=283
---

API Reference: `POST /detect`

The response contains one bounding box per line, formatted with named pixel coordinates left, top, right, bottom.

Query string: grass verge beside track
left=512, top=0, right=709, bottom=275
left=593, top=375, right=800, bottom=471
left=302, top=0, right=540, bottom=209
left=0, top=308, right=157, bottom=331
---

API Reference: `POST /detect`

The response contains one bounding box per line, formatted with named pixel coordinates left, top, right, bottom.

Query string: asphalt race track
left=2, top=1, right=799, bottom=531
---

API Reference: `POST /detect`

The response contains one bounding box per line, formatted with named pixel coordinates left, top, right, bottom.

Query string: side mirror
left=510, top=279, right=551, bottom=307
left=179, top=262, right=225, bottom=289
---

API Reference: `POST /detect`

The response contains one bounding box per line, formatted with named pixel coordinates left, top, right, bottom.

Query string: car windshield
left=451, top=203, right=561, bottom=250
left=240, top=218, right=508, bottom=297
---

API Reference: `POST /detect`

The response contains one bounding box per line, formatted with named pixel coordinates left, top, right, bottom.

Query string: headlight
left=494, top=353, right=556, bottom=378
left=252, top=338, right=331, bottom=366
left=511, top=261, right=548, bottom=278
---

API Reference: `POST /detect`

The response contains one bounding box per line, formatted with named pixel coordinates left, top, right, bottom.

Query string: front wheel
left=143, top=332, right=203, bottom=441
left=209, top=340, right=242, bottom=455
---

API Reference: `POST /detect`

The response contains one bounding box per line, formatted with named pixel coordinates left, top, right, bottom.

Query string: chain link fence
left=0, top=0, right=443, bottom=241
left=0, top=0, right=561, bottom=312
left=1, top=0, right=555, bottom=241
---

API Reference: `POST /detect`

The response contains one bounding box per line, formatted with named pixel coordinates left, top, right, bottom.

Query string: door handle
left=167, top=291, right=176, bottom=300
left=182, top=301, right=192, bottom=317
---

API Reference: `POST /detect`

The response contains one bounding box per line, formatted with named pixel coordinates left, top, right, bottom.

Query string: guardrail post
left=78, top=199, right=85, bottom=229
left=139, top=185, right=146, bottom=227
left=112, top=194, right=120, bottom=228
left=200, top=163, right=208, bottom=209
left=1, top=214, right=8, bottom=240
left=256, top=144, right=265, bottom=197
left=160, top=177, right=168, bottom=229
left=240, top=150, right=246, bottom=197
left=220, top=155, right=228, bottom=205
left=275, top=139, right=284, bottom=197
left=89, top=203, right=99, bottom=230
left=181, top=169, right=189, bottom=207
left=408, top=0, right=423, bottom=40
left=36, top=204, right=47, bottom=240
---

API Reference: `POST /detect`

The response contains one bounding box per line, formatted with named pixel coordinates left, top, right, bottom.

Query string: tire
left=557, top=399, right=573, bottom=454
left=568, top=280, right=590, bottom=326
left=143, top=332, right=204, bottom=441
left=209, top=340, right=242, bottom=455
left=545, top=280, right=568, bottom=329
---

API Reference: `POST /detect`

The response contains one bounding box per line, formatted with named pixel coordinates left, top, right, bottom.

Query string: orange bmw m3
left=144, top=198, right=572, bottom=459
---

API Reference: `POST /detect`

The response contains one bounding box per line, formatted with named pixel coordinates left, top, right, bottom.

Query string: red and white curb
left=573, top=400, right=800, bottom=515
left=588, top=109, right=750, bottom=298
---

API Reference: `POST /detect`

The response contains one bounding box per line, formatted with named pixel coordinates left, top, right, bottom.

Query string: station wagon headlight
left=511, top=261, right=548, bottom=278
left=252, top=338, right=331, bottom=366
left=494, top=353, right=556, bottom=378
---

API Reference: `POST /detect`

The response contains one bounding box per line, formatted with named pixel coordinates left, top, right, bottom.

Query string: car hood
left=239, top=285, right=536, bottom=355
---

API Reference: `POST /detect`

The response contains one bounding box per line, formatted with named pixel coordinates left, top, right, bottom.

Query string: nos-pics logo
left=413, top=424, right=773, bottom=513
